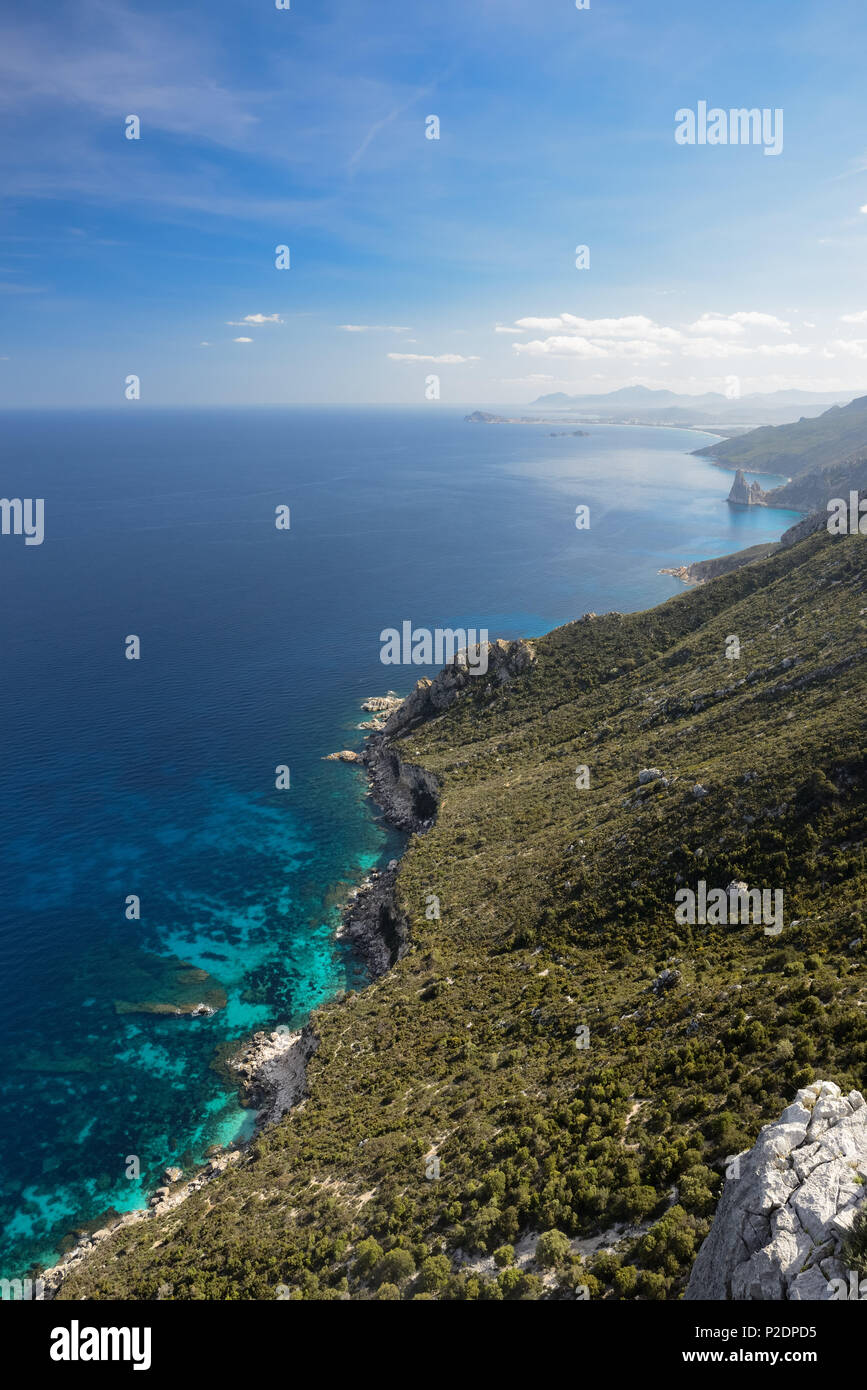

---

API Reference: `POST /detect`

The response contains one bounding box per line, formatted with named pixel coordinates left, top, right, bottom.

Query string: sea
left=0, top=406, right=799, bottom=1276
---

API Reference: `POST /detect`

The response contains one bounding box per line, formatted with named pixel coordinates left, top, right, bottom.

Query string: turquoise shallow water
left=0, top=407, right=799, bottom=1276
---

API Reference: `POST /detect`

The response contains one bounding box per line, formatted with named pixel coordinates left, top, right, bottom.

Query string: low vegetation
left=55, top=527, right=866, bottom=1300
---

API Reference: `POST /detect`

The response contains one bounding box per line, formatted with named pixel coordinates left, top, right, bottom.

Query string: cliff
left=660, top=542, right=780, bottom=586
left=377, top=637, right=535, bottom=740
left=686, top=1081, right=867, bottom=1300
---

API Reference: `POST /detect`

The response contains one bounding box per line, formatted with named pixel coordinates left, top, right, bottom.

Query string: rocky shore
left=39, top=1029, right=320, bottom=1298
left=660, top=507, right=827, bottom=588
left=338, top=862, right=409, bottom=978
left=40, top=640, right=535, bottom=1298
left=228, top=1024, right=320, bottom=1126
left=40, top=1148, right=247, bottom=1298
left=336, top=638, right=536, bottom=971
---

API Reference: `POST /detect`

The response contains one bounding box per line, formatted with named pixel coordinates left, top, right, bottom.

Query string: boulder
left=638, top=768, right=664, bottom=785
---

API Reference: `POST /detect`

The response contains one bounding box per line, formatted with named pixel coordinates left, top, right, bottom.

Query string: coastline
left=38, top=686, right=433, bottom=1298
left=658, top=500, right=824, bottom=588
left=39, top=638, right=541, bottom=1298
left=36, top=426, right=761, bottom=1294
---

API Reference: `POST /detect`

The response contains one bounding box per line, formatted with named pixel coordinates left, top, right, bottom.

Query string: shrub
left=535, top=1229, right=571, bottom=1268
left=418, top=1254, right=451, bottom=1293
left=352, top=1237, right=383, bottom=1279
left=373, top=1248, right=416, bottom=1287
left=613, top=1264, right=639, bottom=1298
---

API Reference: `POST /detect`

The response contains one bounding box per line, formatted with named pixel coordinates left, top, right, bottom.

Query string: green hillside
left=54, top=529, right=867, bottom=1302
left=694, top=394, right=867, bottom=481
left=763, top=453, right=867, bottom=513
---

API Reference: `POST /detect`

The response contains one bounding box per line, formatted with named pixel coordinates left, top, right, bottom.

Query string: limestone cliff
left=349, top=638, right=536, bottom=969
left=686, top=1081, right=867, bottom=1300
left=378, top=638, right=536, bottom=740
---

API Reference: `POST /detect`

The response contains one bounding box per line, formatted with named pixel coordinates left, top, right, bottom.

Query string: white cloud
left=233, top=336, right=253, bottom=343
left=512, top=313, right=682, bottom=343
left=506, top=307, right=809, bottom=365
left=759, top=343, right=810, bottom=356
left=861, top=204, right=867, bottom=214
left=387, top=352, right=479, bottom=364
left=730, top=311, right=791, bottom=331
left=514, top=336, right=669, bottom=360
left=682, top=338, right=809, bottom=359
left=226, top=313, right=283, bottom=326
left=840, top=310, right=867, bottom=324
left=685, top=315, right=745, bottom=338
left=339, top=324, right=412, bottom=332
left=825, top=339, right=867, bottom=359
left=686, top=311, right=791, bottom=336
left=504, top=309, right=804, bottom=371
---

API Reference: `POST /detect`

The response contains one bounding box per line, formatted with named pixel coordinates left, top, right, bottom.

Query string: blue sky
left=2, top=0, right=867, bottom=406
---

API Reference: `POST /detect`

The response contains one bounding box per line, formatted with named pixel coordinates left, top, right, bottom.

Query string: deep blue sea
left=0, top=406, right=798, bottom=1276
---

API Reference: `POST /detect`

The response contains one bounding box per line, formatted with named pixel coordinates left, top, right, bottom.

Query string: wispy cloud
left=387, top=352, right=479, bottom=364
left=339, top=324, right=412, bottom=332
left=0, top=1, right=261, bottom=148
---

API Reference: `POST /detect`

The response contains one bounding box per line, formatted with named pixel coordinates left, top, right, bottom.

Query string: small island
left=464, top=410, right=588, bottom=435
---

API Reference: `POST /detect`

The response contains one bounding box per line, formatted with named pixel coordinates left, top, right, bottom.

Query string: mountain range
left=530, top=386, right=861, bottom=428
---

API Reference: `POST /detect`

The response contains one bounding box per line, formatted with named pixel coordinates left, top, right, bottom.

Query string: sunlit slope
left=59, top=528, right=866, bottom=1301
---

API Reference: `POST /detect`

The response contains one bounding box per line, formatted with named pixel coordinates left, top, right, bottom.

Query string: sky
left=1, top=0, right=867, bottom=407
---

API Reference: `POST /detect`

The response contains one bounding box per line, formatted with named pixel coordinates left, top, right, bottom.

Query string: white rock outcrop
left=686, top=1080, right=867, bottom=1300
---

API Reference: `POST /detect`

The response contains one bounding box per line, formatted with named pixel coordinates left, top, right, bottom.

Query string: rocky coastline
left=660, top=505, right=826, bottom=588
left=39, top=640, right=538, bottom=1298
left=39, top=1147, right=249, bottom=1298
left=337, top=638, right=536, bottom=972
left=39, top=686, right=433, bottom=1296
left=228, top=1024, right=320, bottom=1126
left=39, top=1026, right=322, bottom=1298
